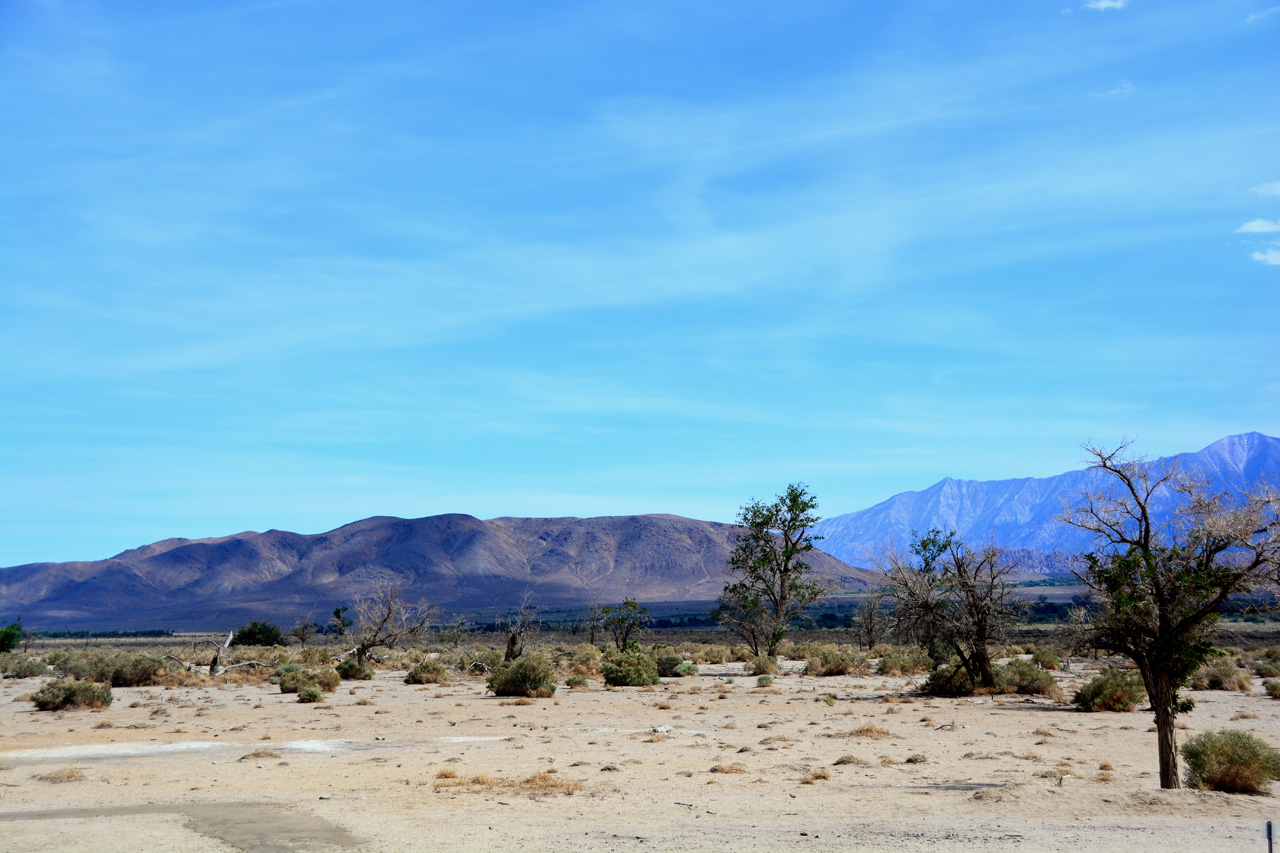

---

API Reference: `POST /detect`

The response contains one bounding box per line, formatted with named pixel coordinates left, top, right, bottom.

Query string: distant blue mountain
left=812, top=432, right=1280, bottom=568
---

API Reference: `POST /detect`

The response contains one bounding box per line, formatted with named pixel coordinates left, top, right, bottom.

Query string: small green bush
left=565, top=675, right=588, bottom=689
left=230, top=621, right=284, bottom=647
left=653, top=652, right=685, bottom=678
left=32, top=678, right=112, bottom=711
left=277, top=666, right=339, bottom=694
left=875, top=646, right=931, bottom=676
left=487, top=653, right=557, bottom=697
left=297, top=685, right=323, bottom=703
left=756, top=675, right=773, bottom=687
left=0, top=620, right=21, bottom=653
left=108, top=654, right=164, bottom=687
left=1255, top=661, right=1280, bottom=678
left=1032, top=647, right=1061, bottom=671
left=1073, top=668, right=1146, bottom=712
left=674, top=662, right=699, bottom=677
left=602, top=652, right=660, bottom=686
left=1181, top=730, right=1280, bottom=793
left=921, top=664, right=976, bottom=697
left=405, top=660, right=449, bottom=685
left=336, top=659, right=375, bottom=681
left=996, top=659, right=1060, bottom=697
left=1266, top=680, right=1280, bottom=699
left=1192, top=658, right=1251, bottom=692
left=1, top=654, right=49, bottom=678
left=749, top=655, right=782, bottom=676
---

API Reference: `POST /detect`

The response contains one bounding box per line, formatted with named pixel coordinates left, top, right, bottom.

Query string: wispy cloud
left=1083, top=0, right=1130, bottom=10
left=1237, top=219, right=1280, bottom=233
left=1251, top=247, right=1280, bottom=265
left=1251, top=181, right=1280, bottom=197
left=1247, top=6, right=1280, bottom=23
left=1095, top=79, right=1135, bottom=98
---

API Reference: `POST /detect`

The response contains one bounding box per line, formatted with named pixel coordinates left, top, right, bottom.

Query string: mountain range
left=1, top=432, right=1275, bottom=630
left=811, top=432, right=1280, bottom=565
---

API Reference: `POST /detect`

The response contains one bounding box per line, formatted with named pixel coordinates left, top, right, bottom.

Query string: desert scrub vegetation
left=1074, top=668, right=1146, bottom=712
left=296, top=685, right=324, bottom=703
left=602, top=651, right=659, bottom=687
left=31, top=678, right=112, bottom=710
left=274, top=664, right=339, bottom=694
left=434, top=770, right=582, bottom=796
left=43, top=647, right=168, bottom=687
left=336, top=659, right=375, bottom=680
left=802, top=644, right=868, bottom=677
left=404, top=660, right=449, bottom=685
left=747, top=655, right=781, bottom=676
left=1266, top=680, right=1280, bottom=699
left=922, top=659, right=1058, bottom=698
left=1, top=653, right=50, bottom=678
left=875, top=646, right=931, bottom=676
left=1031, top=646, right=1061, bottom=670
left=565, top=675, right=589, bottom=689
left=652, top=650, right=686, bottom=678
left=487, top=653, right=557, bottom=697
left=1191, top=658, right=1251, bottom=692
left=1181, top=730, right=1280, bottom=793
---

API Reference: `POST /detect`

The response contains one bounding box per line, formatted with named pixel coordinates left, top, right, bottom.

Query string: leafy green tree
left=713, top=483, right=827, bottom=657
left=230, top=620, right=283, bottom=647
left=602, top=597, right=649, bottom=652
left=0, top=618, right=22, bottom=653
left=1062, top=441, right=1280, bottom=789
left=331, top=606, right=353, bottom=636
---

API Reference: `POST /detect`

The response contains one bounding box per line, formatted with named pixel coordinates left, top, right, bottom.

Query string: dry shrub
left=239, top=749, right=281, bottom=761
left=875, top=646, right=932, bottom=676
left=824, top=723, right=895, bottom=739
left=748, top=656, right=781, bottom=676
left=905, top=753, right=928, bottom=764
left=31, top=679, right=111, bottom=711
left=487, top=653, right=556, bottom=697
left=802, top=645, right=868, bottom=677
left=1182, top=730, right=1280, bottom=793
left=36, top=767, right=85, bottom=783
left=710, top=764, right=747, bottom=774
left=520, top=771, right=582, bottom=794
left=1192, top=659, right=1252, bottom=692
left=834, top=754, right=867, bottom=766
left=1073, top=668, right=1145, bottom=712
left=802, top=768, right=830, bottom=784
left=435, top=770, right=581, bottom=796
left=435, top=769, right=458, bottom=779
left=404, top=660, right=449, bottom=685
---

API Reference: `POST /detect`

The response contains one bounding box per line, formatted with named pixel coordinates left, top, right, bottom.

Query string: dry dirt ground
left=2, top=658, right=1279, bottom=852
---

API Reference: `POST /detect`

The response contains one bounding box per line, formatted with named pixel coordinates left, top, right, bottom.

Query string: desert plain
left=3, top=648, right=1279, bottom=853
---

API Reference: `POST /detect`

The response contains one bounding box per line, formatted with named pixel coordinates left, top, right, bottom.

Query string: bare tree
left=347, top=584, right=439, bottom=667
left=713, top=483, right=828, bottom=657
left=853, top=592, right=889, bottom=649
left=289, top=612, right=317, bottom=647
left=501, top=592, right=538, bottom=661
left=883, top=529, right=1023, bottom=689
left=1061, top=441, right=1280, bottom=789
left=585, top=593, right=606, bottom=647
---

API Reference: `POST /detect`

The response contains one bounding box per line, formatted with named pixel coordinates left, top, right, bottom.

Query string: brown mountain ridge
left=0, top=514, right=874, bottom=631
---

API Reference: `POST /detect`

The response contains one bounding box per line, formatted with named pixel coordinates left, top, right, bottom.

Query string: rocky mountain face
left=0, top=514, right=874, bottom=631
left=812, top=432, right=1280, bottom=569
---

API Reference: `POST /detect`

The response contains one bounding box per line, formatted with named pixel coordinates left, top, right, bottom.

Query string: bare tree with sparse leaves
left=346, top=583, right=439, bottom=667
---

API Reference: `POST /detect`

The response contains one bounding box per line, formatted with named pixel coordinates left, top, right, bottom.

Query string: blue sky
left=1, top=0, right=1277, bottom=566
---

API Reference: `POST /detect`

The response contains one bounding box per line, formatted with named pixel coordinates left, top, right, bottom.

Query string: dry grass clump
left=833, top=754, right=868, bottom=766
left=1192, top=659, right=1252, bottom=692
left=709, top=763, right=748, bottom=774
left=905, top=753, right=928, bottom=764
left=498, top=697, right=536, bottom=706
left=824, top=723, right=896, bottom=739
left=239, top=749, right=281, bottom=761
left=1231, top=712, right=1258, bottom=721
left=801, top=768, right=831, bottom=784
left=36, top=767, right=85, bottom=783
left=434, top=769, right=582, bottom=795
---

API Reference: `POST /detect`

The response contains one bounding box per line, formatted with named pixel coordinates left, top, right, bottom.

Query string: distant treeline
left=31, top=629, right=175, bottom=639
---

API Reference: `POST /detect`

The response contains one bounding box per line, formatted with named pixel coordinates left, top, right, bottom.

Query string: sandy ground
left=3, top=658, right=1279, bottom=852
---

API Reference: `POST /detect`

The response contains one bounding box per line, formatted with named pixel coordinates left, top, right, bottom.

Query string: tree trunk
left=973, top=645, right=996, bottom=689
left=1148, top=669, right=1181, bottom=789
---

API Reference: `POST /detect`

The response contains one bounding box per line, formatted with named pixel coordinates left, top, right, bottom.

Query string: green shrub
left=1255, top=661, right=1280, bottom=678
left=602, top=652, right=659, bottom=686
left=749, top=655, right=782, bottom=676
left=728, top=645, right=755, bottom=663
left=0, top=620, right=22, bottom=653
left=921, top=664, right=976, bottom=697
left=277, top=666, right=339, bottom=694
left=1073, top=668, right=1146, bottom=712
left=1181, top=730, right=1280, bottom=793
left=336, top=659, right=375, bottom=681
left=1267, top=680, right=1280, bottom=699
left=875, top=646, right=932, bottom=676
left=42, top=648, right=165, bottom=687
left=565, top=675, right=588, bottom=689
left=315, top=669, right=340, bottom=691
left=802, top=646, right=866, bottom=677
left=487, top=653, right=557, bottom=697
left=405, top=660, right=449, bottom=685
left=674, top=662, right=699, bottom=677
left=653, top=652, right=685, bottom=678
left=297, top=685, right=323, bottom=703
left=1, top=654, right=49, bottom=678
left=231, top=621, right=284, bottom=647
left=1192, top=658, right=1251, bottom=692
left=996, top=659, right=1060, bottom=697
left=756, top=675, right=773, bottom=687
left=700, top=645, right=730, bottom=665
left=32, top=678, right=112, bottom=711
left=1032, top=647, right=1061, bottom=671
left=107, top=654, right=164, bottom=687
